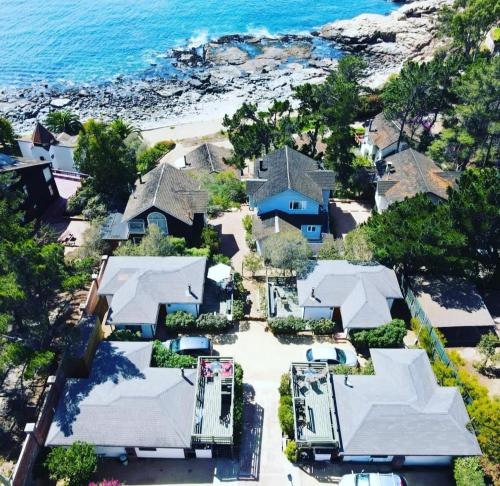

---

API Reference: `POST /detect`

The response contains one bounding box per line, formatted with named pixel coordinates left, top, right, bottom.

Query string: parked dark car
left=164, top=336, right=213, bottom=357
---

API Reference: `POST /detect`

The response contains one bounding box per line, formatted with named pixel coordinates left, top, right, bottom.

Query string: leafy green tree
left=45, top=441, right=97, bottom=486
left=350, top=319, right=407, bottom=350
left=382, top=61, right=437, bottom=151
left=164, top=311, right=196, bottom=333
left=439, top=0, right=499, bottom=61
left=0, top=116, right=16, bottom=150
left=343, top=227, right=373, bottom=261
left=242, top=214, right=253, bottom=234
left=74, top=119, right=137, bottom=201
left=477, top=332, right=499, bottom=369
left=45, top=110, right=82, bottom=135
left=317, top=239, right=343, bottom=260
left=263, top=232, right=312, bottom=275
left=322, top=56, right=368, bottom=188
left=243, top=253, right=263, bottom=276
left=201, top=225, right=220, bottom=256
left=278, top=394, right=295, bottom=438
left=454, top=457, right=486, bottom=486
left=136, top=140, right=175, bottom=174
left=429, top=58, right=499, bottom=169
left=109, top=118, right=140, bottom=140
left=447, top=168, right=500, bottom=281
left=115, top=225, right=187, bottom=257
left=364, top=194, right=470, bottom=275
left=196, top=313, right=230, bottom=333
left=202, top=170, right=246, bottom=215
left=223, top=100, right=296, bottom=169
left=151, top=340, right=197, bottom=368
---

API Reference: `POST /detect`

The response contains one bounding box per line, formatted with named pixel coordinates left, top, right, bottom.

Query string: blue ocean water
left=0, top=0, right=395, bottom=88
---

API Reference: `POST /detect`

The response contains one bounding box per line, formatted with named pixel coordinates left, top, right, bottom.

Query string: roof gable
left=379, top=149, right=459, bottom=204
left=297, top=260, right=402, bottom=329
left=332, top=349, right=481, bottom=456
left=249, top=146, right=335, bottom=206
left=32, top=122, right=57, bottom=146
left=123, top=164, right=208, bottom=224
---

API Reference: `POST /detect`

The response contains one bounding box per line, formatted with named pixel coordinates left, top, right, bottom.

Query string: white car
left=339, top=472, right=407, bottom=486
left=305, top=345, right=358, bottom=367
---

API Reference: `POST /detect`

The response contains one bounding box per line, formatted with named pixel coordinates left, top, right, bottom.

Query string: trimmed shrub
left=212, top=253, right=231, bottom=265
left=242, top=214, right=253, bottom=234
left=196, top=313, right=231, bottom=333
left=309, top=318, right=335, bottom=335
left=233, top=363, right=244, bottom=445
left=284, top=440, right=298, bottom=463
left=66, top=184, right=96, bottom=216
left=106, top=329, right=142, bottom=341
left=201, top=225, right=220, bottom=256
left=278, top=394, right=295, bottom=438
left=350, top=319, right=407, bottom=350
left=232, top=300, right=245, bottom=321
left=279, top=373, right=291, bottom=396
left=454, top=457, right=486, bottom=486
left=165, top=311, right=196, bottom=333
left=269, top=316, right=307, bottom=335
left=151, top=340, right=196, bottom=368
left=45, top=442, right=97, bottom=486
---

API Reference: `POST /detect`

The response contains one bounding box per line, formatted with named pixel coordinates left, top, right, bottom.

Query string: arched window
left=147, top=211, right=168, bottom=235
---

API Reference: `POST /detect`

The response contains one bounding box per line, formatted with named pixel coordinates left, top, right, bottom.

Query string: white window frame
left=147, top=211, right=168, bottom=235
left=306, top=225, right=316, bottom=233
left=289, top=200, right=306, bottom=210
left=43, top=166, right=52, bottom=182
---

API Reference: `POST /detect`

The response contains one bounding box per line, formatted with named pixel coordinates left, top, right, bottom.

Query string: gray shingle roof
left=378, top=149, right=459, bottom=204
left=297, top=260, right=402, bottom=329
left=183, top=143, right=235, bottom=174
left=123, top=164, right=208, bottom=225
left=366, top=113, right=402, bottom=149
left=332, top=349, right=481, bottom=456
left=411, top=276, right=495, bottom=328
left=247, top=146, right=335, bottom=206
left=98, top=256, right=207, bottom=325
left=46, top=341, right=197, bottom=449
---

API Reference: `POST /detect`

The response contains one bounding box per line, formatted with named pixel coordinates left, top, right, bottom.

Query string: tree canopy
left=74, top=119, right=137, bottom=202
left=45, top=110, right=82, bottom=135
left=263, top=232, right=312, bottom=275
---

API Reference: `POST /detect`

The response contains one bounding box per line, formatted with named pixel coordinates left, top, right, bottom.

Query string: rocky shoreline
left=0, top=0, right=450, bottom=134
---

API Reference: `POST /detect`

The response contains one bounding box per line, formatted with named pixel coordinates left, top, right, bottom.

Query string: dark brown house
left=121, top=163, right=208, bottom=245
left=0, top=153, right=59, bottom=221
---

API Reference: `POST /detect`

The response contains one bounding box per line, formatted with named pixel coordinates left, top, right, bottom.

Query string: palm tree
left=109, top=118, right=141, bottom=140
left=45, top=111, right=82, bottom=135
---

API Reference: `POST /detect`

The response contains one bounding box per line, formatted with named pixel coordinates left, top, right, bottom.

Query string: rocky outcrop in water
left=1, top=0, right=450, bottom=133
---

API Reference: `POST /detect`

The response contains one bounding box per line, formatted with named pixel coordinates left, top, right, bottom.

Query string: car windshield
left=336, top=349, right=347, bottom=364
left=306, top=349, right=313, bottom=361
left=355, top=474, right=371, bottom=486
left=170, top=339, right=180, bottom=353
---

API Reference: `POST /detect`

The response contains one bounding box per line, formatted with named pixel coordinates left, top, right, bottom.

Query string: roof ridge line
left=285, top=146, right=291, bottom=189
left=409, top=148, right=431, bottom=194
left=152, top=163, right=166, bottom=207
left=205, top=143, right=216, bottom=172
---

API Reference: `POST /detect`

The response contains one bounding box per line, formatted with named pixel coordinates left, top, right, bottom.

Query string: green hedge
left=165, top=311, right=196, bottom=332
left=454, top=457, right=486, bottom=486
left=309, top=318, right=335, bottom=335
left=269, top=316, right=307, bottom=335
left=233, top=362, right=244, bottom=445
left=232, top=300, right=245, bottom=321
left=350, top=319, right=407, bottom=350
left=196, top=313, right=231, bottom=333
left=284, top=440, right=298, bottom=462
left=151, top=340, right=197, bottom=368
left=106, top=329, right=143, bottom=341
left=278, top=394, right=295, bottom=438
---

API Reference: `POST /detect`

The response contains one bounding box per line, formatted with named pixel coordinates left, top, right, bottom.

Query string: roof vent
left=259, top=159, right=266, bottom=172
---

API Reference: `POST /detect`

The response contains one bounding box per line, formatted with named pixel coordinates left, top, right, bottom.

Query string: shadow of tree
left=413, top=276, right=485, bottom=313
left=53, top=341, right=146, bottom=436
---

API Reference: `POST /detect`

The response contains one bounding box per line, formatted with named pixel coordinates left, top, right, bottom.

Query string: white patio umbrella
left=207, top=263, right=232, bottom=286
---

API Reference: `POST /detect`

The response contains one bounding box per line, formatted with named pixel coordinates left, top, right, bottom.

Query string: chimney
left=181, top=368, right=185, bottom=377
left=259, top=159, right=265, bottom=172
left=186, top=283, right=193, bottom=297
left=311, top=287, right=316, bottom=299
left=137, top=172, right=143, bottom=184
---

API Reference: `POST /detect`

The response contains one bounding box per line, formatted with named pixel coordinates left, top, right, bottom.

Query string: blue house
left=246, top=146, right=335, bottom=254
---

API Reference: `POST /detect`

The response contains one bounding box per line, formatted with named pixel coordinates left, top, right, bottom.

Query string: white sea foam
left=188, top=29, right=210, bottom=48
left=245, top=26, right=279, bottom=39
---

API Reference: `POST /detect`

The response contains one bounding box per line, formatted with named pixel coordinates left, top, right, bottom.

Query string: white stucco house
left=360, top=113, right=408, bottom=162
left=17, top=122, right=78, bottom=174
left=46, top=341, right=235, bottom=459
left=98, top=256, right=207, bottom=338
left=296, top=260, right=402, bottom=332
left=290, top=349, right=481, bottom=465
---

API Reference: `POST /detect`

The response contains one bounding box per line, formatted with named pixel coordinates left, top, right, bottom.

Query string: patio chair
left=299, top=384, right=309, bottom=396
